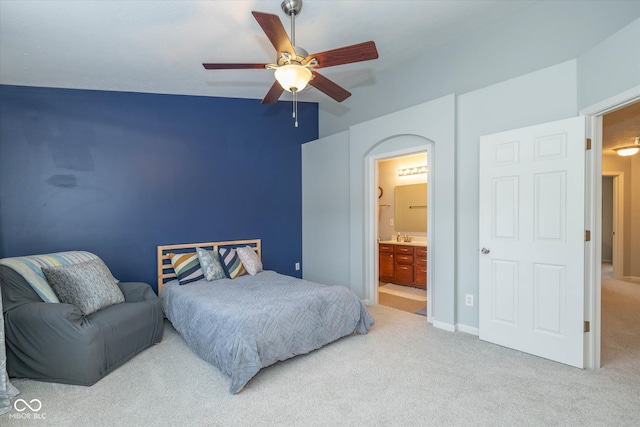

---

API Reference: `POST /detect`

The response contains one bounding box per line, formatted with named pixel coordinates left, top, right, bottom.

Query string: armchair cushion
left=42, top=258, right=125, bottom=315
left=117, top=281, right=158, bottom=303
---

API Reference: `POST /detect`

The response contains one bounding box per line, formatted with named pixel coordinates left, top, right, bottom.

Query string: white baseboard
left=623, top=276, right=640, bottom=282
left=456, top=324, right=479, bottom=336
left=432, top=320, right=455, bottom=332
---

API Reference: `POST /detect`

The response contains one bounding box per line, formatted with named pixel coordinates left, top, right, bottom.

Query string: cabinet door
left=379, top=253, right=394, bottom=282
left=395, top=263, right=413, bottom=284
left=414, top=265, right=427, bottom=289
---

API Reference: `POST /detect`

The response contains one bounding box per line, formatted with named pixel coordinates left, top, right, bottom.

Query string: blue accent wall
left=0, top=85, right=318, bottom=292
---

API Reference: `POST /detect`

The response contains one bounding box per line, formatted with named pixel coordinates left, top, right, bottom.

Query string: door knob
left=481, top=248, right=490, bottom=254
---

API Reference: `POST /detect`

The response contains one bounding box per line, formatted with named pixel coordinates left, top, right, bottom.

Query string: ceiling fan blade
left=307, top=41, right=379, bottom=69
left=251, top=11, right=295, bottom=56
left=261, top=81, right=285, bottom=104
left=309, top=71, right=351, bottom=102
left=203, top=63, right=268, bottom=70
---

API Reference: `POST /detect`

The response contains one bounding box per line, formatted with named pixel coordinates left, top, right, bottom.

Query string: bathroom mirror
left=395, top=183, right=427, bottom=232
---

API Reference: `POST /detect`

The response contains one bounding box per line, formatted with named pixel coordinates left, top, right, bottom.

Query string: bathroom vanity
left=379, top=242, right=427, bottom=289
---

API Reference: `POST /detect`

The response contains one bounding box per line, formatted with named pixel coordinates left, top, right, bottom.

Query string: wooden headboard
left=157, top=239, right=261, bottom=294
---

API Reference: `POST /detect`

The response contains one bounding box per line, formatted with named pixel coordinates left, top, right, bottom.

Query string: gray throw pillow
left=42, top=258, right=125, bottom=315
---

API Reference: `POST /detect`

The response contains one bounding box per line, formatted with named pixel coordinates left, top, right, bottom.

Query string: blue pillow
left=218, top=247, right=246, bottom=279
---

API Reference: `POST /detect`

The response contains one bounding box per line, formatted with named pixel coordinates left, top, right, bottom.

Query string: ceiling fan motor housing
left=277, top=46, right=310, bottom=66
left=281, top=0, right=302, bottom=16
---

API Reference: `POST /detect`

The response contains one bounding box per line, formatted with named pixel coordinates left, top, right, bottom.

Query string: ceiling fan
left=202, top=0, right=379, bottom=126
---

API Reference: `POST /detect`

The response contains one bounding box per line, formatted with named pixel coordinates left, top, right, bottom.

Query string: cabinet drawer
left=396, top=255, right=414, bottom=264
left=395, top=245, right=414, bottom=255
left=416, top=247, right=427, bottom=257
left=379, top=244, right=394, bottom=253
left=416, top=257, right=427, bottom=266
left=395, top=264, right=413, bottom=283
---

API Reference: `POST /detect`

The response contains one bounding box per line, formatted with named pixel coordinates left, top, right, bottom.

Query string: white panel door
left=479, top=116, right=585, bottom=368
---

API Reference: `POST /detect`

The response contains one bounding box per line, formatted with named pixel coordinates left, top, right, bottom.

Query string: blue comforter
left=160, top=271, right=374, bottom=393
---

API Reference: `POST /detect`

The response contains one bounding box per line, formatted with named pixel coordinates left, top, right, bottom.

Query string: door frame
left=580, top=85, right=640, bottom=369
left=369, top=144, right=434, bottom=320
left=601, top=172, right=624, bottom=280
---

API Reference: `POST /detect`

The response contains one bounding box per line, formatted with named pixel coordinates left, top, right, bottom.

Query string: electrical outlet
left=465, top=294, right=474, bottom=307
left=390, top=219, right=394, bottom=226
left=295, top=262, right=300, bottom=271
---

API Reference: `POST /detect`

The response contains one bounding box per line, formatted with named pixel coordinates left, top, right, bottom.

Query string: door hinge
left=585, top=230, right=591, bottom=241
left=584, top=321, right=590, bottom=333
left=586, top=138, right=592, bottom=150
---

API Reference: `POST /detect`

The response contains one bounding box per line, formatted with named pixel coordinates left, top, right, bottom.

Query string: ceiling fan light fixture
left=274, top=64, right=311, bottom=92
left=614, top=136, right=640, bottom=156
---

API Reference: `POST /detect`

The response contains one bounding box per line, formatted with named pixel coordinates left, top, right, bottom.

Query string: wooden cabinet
left=378, top=243, right=427, bottom=289
left=379, top=244, right=395, bottom=282
left=414, top=247, right=427, bottom=288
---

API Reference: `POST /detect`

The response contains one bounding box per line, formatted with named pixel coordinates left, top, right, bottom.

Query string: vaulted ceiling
left=1, top=1, right=637, bottom=153
left=0, top=0, right=536, bottom=104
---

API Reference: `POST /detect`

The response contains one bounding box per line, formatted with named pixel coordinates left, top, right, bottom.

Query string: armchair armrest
left=4, top=302, right=95, bottom=339
left=117, top=282, right=158, bottom=303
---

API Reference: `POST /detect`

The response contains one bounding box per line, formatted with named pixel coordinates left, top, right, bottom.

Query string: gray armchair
left=0, top=252, right=163, bottom=386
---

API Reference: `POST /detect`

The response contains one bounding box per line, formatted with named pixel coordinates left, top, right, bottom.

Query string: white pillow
left=236, top=246, right=263, bottom=276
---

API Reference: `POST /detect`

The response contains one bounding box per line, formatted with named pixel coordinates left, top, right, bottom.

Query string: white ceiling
left=2, top=0, right=636, bottom=153
left=0, top=0, right=537, bottom=104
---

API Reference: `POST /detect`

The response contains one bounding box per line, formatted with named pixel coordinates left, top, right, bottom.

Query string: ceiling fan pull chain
left=293, top=89, right=299, bottom=127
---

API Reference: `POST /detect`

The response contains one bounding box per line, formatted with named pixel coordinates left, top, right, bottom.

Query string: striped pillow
left=218, top=247, right=246, bottom=279
left=0, top=251, right=103, bottom=303
left=168, top=252, right=205, bottom=285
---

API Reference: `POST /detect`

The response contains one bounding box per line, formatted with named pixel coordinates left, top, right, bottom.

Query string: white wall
left=577, top=18, right=640, bottom=111
left=301, top=131, right=351, bottom=287
left=349, top=95, right=455, bottom=328
left=319, top=1, right=640, bottom=138
left=303, top=95, right=456, bottom=328
left=302, top=3, right=640, bottom=334
left=455, top=60, right=578, bottom=329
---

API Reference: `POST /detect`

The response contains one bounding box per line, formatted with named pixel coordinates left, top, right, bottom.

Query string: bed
left=157, top=239, right=374, bottom=393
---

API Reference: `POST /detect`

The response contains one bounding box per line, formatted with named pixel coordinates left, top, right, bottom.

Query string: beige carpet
left=379, top=283, right=426, bottom=301
left=601, top=263, right=640, bottom=370
left=3, top=290, right=639, bottom=426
